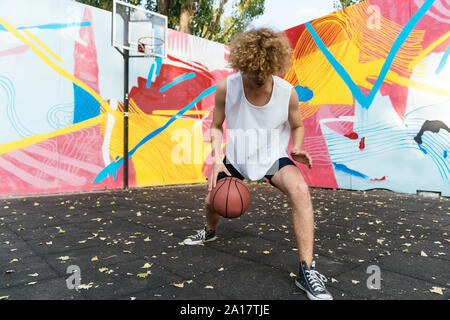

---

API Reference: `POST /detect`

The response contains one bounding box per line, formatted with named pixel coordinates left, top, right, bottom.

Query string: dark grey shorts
left=217, top=156, right=296, bottom=187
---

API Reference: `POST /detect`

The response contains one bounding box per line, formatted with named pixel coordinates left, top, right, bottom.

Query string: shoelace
left=192, top=229, right=206, bottom=241
left=306, top=269, right=328, bottom=292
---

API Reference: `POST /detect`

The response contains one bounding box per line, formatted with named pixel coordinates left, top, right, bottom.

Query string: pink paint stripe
left=25, top=145, right=103, bottom=174
left=0, top=45, right=29, bottom=58
left=0, top=157, right=58, bottom=188
left=8, top=150, right=86, bottom=186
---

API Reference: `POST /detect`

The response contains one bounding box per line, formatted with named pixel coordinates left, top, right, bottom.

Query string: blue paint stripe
left=146, top=64, right=155, bottom=89
left=0, top=21, right=91, bottom=32
left=160, top=72, right=196, bottom=93
left=333, top=162, right=369, bottom=179
left=93, top=85, right=217, bottom=183
left=435, top=45, right=450, bottom=74
left=305, top=0, right=436, bottom=109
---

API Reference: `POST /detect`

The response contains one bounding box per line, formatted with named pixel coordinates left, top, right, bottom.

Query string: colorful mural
left=0, top=0, right=448, bottom=196
left=284, top=0, right=449, bottom=196
left=0, top=0, right=231, bottom=195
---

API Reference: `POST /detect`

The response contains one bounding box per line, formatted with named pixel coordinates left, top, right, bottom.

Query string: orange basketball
left=210, top=177, right=251, bottom=218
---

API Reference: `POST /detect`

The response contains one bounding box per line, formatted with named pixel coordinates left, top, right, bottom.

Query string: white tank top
left=224, top=72, right=293, bottom=180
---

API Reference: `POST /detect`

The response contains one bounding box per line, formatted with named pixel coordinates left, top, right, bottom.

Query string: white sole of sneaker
left=183, top=236, right=217, bottom=246
left=295, top=279, right=333, bottom=300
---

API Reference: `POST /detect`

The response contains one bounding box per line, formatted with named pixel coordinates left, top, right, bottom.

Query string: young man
left=183, top=28, right=332, bottom=300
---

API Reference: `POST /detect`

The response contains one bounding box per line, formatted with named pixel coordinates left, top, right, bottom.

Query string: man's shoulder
left=274, top=75, right=294, bottom=90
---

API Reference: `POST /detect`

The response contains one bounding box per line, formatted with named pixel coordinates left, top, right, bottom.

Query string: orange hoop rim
left=137, top=36, right=165, bottom=53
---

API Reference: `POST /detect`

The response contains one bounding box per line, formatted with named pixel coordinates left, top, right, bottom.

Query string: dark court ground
left=0, top=183, right=449, bottom=300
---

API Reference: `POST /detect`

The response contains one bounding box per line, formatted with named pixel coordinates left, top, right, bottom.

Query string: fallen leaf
left=429, top=287, right=444, bottom=295
left=9, top=258, right=19, bottom=263
left=5, top=270, right=15, bottom=274
left=172, top=282, right=184, bottom=288
left=136, top=273, right=148, bottom=278
left=77, top=283, right=93, bottom=290
left=0, top=296, right=8, bottom=300
left=98, top=267, right=108, bottom=273
left=331, top=278, right=338, bottom=283
left=141, top=263, right=153, bottom=269
left=27, top=282, right=37, bottom=286
left=91, top=256, right=99, bottom=262
left=351, top=280, right=360, bottom=284
left=144, top=237, right=151, bottom=242
left=205, top=285, right=214, bottom=289
left=218, top=267, right=224, bottom=272
left=420, top=251, right=428, bottom=257
left=57, top=256, right=70, bottom=261
left=289, top=272, right=296, bottom=278
left=28, top=273, right=39, bottom=277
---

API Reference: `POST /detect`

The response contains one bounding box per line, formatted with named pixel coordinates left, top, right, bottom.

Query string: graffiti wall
left=284, top=0, right=449, bottom=196
left=0, top=0, right=448, bottom=196
left=0, top=0, right=231, bottom=195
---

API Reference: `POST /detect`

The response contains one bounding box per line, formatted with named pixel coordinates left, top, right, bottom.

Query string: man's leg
left=205, top=192, right=222, bottom=230
left=269, top=163, right=332, bottom=300
left=269, top=164, right=314, bottom=267
left=183, top=188, right=223, bottom=245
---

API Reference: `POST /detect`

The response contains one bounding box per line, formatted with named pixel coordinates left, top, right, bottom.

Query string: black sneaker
left=183, top=225, right=217, bottom=245
left=295, top=261, right=333, bottom=300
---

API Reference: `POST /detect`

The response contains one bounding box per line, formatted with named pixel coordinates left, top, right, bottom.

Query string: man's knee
left=288, top=182, right=310, bottom=202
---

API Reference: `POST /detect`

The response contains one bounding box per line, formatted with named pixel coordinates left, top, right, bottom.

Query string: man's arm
left=207, top=79, right=231, bottom=190
left=288, top=88, right=312, bottom=168
left=210, top=79, right=227, bottom=164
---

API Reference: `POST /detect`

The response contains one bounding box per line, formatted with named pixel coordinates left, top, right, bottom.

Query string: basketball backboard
left=112, top=0, right=167, bottom=58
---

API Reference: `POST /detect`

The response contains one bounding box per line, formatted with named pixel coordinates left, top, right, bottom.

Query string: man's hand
left=208, top=163, right=232, bottom=191
left=290, top=148, right=312, bottom=169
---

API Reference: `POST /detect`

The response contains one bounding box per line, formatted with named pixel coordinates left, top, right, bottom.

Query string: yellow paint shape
left=0, top=114, right=106, bottom=155
left=22, top=29, right=62, bottom=63
left=409, top=31, right=450, bottom=69
left=107, top=107, right=209, bottom=186
left=374, top=72, right=450, bottom=97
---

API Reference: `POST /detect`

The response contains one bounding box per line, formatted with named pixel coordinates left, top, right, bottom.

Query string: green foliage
left=76, top=0, right=265, bottom=44
left=333, top=0, right=364, bottom=9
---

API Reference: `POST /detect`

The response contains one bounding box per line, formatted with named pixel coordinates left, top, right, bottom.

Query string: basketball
left=210, top=177, right=251, bottom=218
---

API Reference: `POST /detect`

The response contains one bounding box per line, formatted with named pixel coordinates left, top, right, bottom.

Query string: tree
left=333, top=0, right=364, bottom=9
left=75, top=0, right=265, bottom=44
left=148, top=0, right=265, bottom=43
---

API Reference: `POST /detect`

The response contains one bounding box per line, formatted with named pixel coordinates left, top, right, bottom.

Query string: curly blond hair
left=229, top=28, right=293, bottom=81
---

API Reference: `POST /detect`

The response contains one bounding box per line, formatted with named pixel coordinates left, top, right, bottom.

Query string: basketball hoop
left=138, top=36, right=165, bottom=56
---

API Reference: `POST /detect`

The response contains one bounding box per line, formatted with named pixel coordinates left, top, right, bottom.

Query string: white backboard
left=112, top=0, right=167, bottom=58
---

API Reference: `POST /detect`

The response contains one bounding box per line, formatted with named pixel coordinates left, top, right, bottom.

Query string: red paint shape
left=371, top=176, right=386, bottom=182
left=288, top=114, right=338, bottom=189
left=0, top=125, right=135, bottom=196
left=359, top=137, right=366, bottom=150
left=74, top=7, right=100, bottom=94
left=345, top=132, right=359, bottom=140
left=317, top=104, right=357, bottom=138
left=0, top=45, right=29, bottom=58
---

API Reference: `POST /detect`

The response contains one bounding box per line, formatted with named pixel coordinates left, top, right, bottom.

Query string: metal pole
left=124, top=50, right=129, bottom=190
left=123, top=10, right=130, bottom=190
